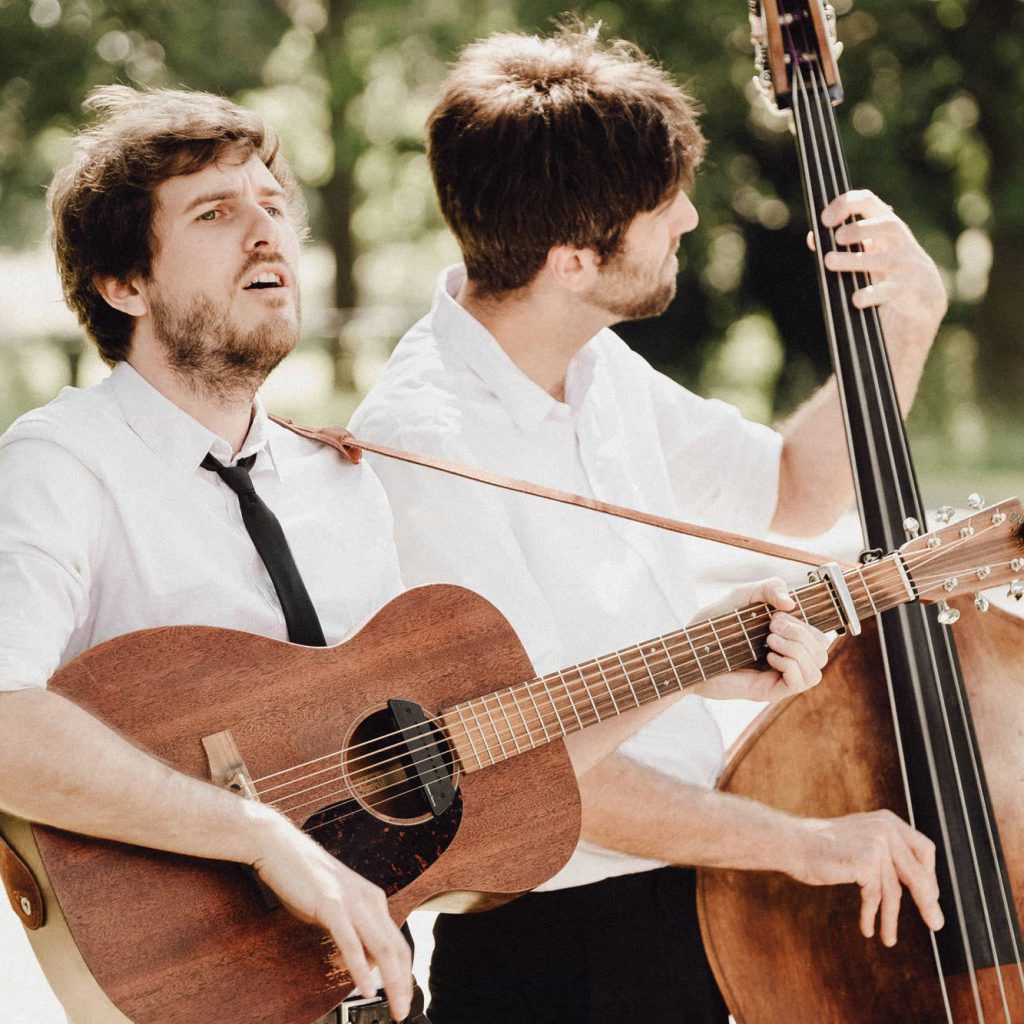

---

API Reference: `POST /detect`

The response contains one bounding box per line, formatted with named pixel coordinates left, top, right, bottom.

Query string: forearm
left=772, top=324, right=930, bottom=538
left=579, top=753, right=806, bottom=874
left=565, top=691, right=685, bottom=777
left=0, top=688, right=277, bottom=864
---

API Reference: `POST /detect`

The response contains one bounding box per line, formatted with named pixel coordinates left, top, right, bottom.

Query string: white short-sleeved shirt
left=350, top=265, right=784, bottom=889
left=0, top=362, right=404, bottom=693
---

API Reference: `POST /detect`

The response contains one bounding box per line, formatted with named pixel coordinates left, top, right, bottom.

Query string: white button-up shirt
left=0, top=362, right=404, bottom=692
left=351, top=265, right=784, bottom=889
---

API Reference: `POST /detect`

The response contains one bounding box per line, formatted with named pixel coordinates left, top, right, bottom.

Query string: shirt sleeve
left=0, top=437, right=107, bottom=691
left=645, top=360, right=784, bottom=536
left=350, top=409, right=562, bottom=673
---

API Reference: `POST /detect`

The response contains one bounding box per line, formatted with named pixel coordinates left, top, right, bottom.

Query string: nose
left=671, top=191, right=699, bottom=235
left=242, top=199, right=283, bottom=252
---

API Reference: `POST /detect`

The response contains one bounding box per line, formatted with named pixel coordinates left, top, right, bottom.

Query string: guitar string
left=249, top=557, right=1015, bottom=827
left=269, top=549, right=1015, bottom=818
left=798, top=14, right=1024, bottom=1014
left=279, top=563, right=1015, bottom=824
left=788, top=8, right=1012, bottom=1016
left=254, top=555, right=1006, bottom=821
left=290, top=570, right=1004, bottom=837
left=253, top=553, right=896, bottom=792
left=249, top=523, right=1011, bottom=796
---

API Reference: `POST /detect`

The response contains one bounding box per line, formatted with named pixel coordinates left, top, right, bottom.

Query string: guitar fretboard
left=441, top=555, right=912, bottom=772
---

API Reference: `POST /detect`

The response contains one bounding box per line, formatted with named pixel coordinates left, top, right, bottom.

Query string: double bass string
left=785, top=6, right=1024, bottom=1016
left=803, top=27, right=1024, bottom=1019
left=787, top=26, right=969, bottom=1023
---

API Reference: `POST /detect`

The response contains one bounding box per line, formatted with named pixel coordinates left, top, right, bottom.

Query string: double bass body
left=698, top=598, right=1024, bottom=1022
left=698, top=2, right=1024, bottom=1020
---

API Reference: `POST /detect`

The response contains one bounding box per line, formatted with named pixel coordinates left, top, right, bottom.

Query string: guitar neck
left=442, top=554, right=914, bottom=772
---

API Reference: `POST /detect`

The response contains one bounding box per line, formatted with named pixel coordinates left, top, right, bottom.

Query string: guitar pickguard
left=304, top=792, right=463, bottom=895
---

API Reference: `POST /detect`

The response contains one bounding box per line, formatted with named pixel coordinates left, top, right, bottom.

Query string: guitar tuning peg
left=974, top=594, right=990, bottom=613
left=937, top=601, right=961, bottom=625
left=1009, top=580, right=1024, bottom=602
left=967, top=493, right=985, bottom=510
left=935, top=506, right=956, bottom=524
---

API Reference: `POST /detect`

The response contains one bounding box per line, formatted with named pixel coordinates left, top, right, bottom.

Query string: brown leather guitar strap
left=270, top=415, right=850, bottom=569
left=0, top=830, right=44, bottom=930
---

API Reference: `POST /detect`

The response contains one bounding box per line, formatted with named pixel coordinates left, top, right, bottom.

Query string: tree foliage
left=1, top=0, right=1020, bottom=434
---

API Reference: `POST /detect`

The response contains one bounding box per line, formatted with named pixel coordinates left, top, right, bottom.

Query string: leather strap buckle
left=0, top=828, right=45, bottom=930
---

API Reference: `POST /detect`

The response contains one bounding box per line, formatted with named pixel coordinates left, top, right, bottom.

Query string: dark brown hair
left=427, top=22, right=706, bottom=295
left=49, top=85, right=303, bottom=365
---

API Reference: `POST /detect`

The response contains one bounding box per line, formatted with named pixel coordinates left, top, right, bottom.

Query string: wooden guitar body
left=1, top=585, right=581, bottom=1024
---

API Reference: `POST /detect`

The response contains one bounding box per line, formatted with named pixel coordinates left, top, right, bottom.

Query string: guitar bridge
left=202, top=729, right=279, bottom=910
left=202, top=729, right=258, bottom=798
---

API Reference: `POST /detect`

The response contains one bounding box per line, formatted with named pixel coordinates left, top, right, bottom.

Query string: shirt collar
left=432, top=265, right=600, bottom=432
left=110, top=362, right=278, bottom=477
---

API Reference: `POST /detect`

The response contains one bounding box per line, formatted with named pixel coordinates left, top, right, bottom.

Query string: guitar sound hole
left=343, top=706, right=457, bottom=825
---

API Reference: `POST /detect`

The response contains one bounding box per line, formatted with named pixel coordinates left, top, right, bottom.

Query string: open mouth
left=243, top=271, right=286, bottom=291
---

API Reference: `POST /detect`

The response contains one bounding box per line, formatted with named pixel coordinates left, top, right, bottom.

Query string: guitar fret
left=737, top=610, right=758, bottom=662
left=509, top=686, right=537, bottom=751
left=497, top=689, right=523, bottom=755
left=614, top=652, right=642, bottom=707
left=480, top=694, right=511, bottom=760
left=540, top=677, right=568, bottom=737
left=635, top=643, right=663, bottom=699
left=659, top=635, right=685, bottom=690
left=467, top=699, right=496, bottom=767
left=856, top=565, right=879, bottom=615
left=820, top=581, right=844, bottom=631
left=707, top=619, right=732, bottom=671
left=684, top=628, right=708, bottom=681
left=576, top=664, right=603, bottom=724
left=523, top=680, right=553, bottom=743
left=594, top=656, right=622, bottom=714
left=792, top=591, right=810, bottom=623
left=454, top=704, right=484, bottom=771
left=555, top=670, right=585, bottom=730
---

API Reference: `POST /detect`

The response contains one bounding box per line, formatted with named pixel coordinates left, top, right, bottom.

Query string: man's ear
left=93, top=275, right=148, bottom=318
left=545, top=244, right=601, bottom=294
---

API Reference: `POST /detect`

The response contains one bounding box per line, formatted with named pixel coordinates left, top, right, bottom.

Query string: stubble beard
left=589, top=249, right=679, bottom=322
left=149, top=290, right=300, bottom=403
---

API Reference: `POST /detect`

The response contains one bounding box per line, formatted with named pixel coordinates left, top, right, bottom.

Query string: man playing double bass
left=352, top=22, right=949, bottom=1024
left=0, top=85, right=835, bottom=1024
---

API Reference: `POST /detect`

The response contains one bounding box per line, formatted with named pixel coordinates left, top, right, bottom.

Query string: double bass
left=697, top=2, right=1024, bottom=1021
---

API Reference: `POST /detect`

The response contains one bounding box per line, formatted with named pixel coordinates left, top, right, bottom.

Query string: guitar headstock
left=749, top=0, right=843, bottom=112
left=900, top=498, right=1024, bottom=604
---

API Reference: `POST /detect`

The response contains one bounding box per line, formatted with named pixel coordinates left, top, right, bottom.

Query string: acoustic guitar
left=2, top=499, right=1022, bottom=1024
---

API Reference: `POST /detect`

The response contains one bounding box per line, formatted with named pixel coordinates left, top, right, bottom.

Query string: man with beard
left=350, top=23, right=948, bottom=1024
left=0, top=84, right=833, bottom=1024
left=0, top=85, right=420, bottom=1023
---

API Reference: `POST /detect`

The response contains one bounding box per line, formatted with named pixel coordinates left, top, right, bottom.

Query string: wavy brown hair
left=427, top=22, right=706, bottom=296
left=49, top=86, right=303, bottom=365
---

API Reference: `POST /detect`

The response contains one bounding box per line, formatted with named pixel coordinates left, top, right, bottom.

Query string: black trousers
left=429, top=866, right=729, bottom=1024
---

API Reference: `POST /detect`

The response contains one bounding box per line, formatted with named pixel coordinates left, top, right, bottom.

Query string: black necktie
left=202, top=452, right=326, bottom=647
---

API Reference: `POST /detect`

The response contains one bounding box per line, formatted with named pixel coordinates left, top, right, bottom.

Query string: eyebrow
left=182, top=185, right=288, bottom=215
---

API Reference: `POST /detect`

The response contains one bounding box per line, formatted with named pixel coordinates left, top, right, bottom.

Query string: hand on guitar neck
left=566, top=577, right=830, bottom=777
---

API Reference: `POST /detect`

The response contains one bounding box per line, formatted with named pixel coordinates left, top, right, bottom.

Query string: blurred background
left=0, top=1, right=1022, bottom=1020
left=0, top=0, right=1021, bottom=505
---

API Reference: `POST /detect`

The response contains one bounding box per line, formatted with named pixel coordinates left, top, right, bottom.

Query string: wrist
left=767, top=814, right=822, bottom=880
left=231, top=799, right=296, bottom=868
